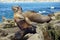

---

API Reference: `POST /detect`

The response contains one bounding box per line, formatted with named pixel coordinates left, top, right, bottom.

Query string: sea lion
left=12, top=6, right=36, bottom=29
left=23, top=11, right=51, bottom=23
left=12, top=6, right=51, bottom=23
left=12, top=6, right=36, bottom=40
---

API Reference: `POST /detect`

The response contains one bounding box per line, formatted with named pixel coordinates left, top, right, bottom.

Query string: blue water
left=0, top=2, right=60, bottom=22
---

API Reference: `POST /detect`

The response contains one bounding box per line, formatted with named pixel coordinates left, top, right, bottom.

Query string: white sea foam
left=51, top=6, right=55, bottom=9
left=42, top=11, right=46, bottom=13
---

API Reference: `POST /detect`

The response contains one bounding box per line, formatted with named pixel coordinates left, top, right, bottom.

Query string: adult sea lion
left=24, top=11, right=51, bottom=23
left=13, top=6, right=52, bottom=23
left=12, top=6, right=36, bottom=40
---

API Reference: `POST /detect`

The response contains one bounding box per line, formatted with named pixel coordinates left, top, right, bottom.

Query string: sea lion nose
left=12, top=8, right=16, bottom=10
left=12, top=7, right=16, bottom=10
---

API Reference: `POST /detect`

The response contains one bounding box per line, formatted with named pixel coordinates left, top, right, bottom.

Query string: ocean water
left=0, top=2, right=60, bottom=22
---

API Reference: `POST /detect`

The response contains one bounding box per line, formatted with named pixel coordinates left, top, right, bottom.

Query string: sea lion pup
left=12, top=6, right=36, bottom=40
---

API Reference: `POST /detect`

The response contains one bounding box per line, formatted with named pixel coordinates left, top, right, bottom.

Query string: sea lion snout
left=12, top=6, right=22, bottom=13
left=12, top=6, right=18, bottom=12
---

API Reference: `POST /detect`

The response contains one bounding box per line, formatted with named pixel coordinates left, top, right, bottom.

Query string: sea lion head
left=12, top=6, right=22, bottom=13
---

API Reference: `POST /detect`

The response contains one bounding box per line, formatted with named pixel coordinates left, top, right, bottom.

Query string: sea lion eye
left=12, top=7, right=16, bottom=11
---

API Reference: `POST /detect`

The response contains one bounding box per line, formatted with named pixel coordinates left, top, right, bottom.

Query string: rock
left=1, top=17, right=16, bottom=28
left=0, top=29, right=8, bottom=37
left=54, top=12, right=60, bottom=20
left=0, top=12, right=60, bottom=40
left=36, top=23, right=52, bottom=40
left=0, top=37, right=11, bottom=40
left=6, top=33, right=15, bottom=40
left=54, top=12, right=60, bottom=17
left=1, top=20, right=16, bottom=28
left=22, top=33, right=34, bottom=40
left=0, top=33, right=15, bottom=40
left=48, top=20, right=60, bottom=40
left=36, top=23, right=48, bottom=40
left=36, top=29, right=44, bottom=40
left=49, top=20, right=60, bottom=29
left=27, top=34, right=40, bottom=40
left=24, top=33, right=33, bottom=38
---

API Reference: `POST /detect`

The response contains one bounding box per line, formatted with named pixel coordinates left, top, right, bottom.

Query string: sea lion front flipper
left=25, top=17, right=33, bottom=25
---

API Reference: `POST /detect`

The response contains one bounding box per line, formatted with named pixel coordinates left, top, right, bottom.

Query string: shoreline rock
left=0, top=12, right=60, bottom=40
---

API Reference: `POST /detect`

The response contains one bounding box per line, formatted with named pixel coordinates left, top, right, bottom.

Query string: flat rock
left=27, top=34, right=39, bottom=40
left=0, top=28, right=8, bottom=37
left=28, top=33, right=44, bottom=40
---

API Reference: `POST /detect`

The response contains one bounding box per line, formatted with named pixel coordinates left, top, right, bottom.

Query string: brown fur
left=23, top=11, right=51, bottom=23
left=12, top=6, right=32, bottom=29
left=12, top=6, right=36, bottom=39
left=12, top=6, right=52, bottom=40
left=12, top=6, right=51, bottom=23
left=14, top=13, right=31, bottom=30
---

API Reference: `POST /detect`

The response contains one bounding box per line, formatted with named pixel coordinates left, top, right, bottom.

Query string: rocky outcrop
left=27, top=34, right=40, bottom=40
left=0, top=18, right=17, bottom=28
left=0, top=12, right=60, bottom=40
left=49, top=20, right=60, bottom=40
left=0, top=29, right=8, bottom=37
